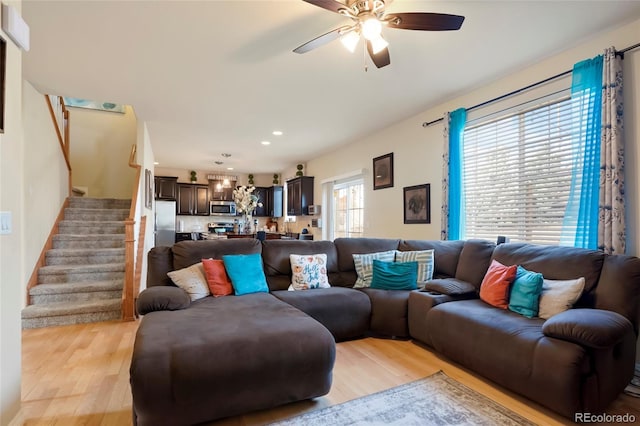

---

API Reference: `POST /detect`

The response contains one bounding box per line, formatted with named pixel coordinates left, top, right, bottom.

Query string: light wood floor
left=21, top=320, right=640, bottom=426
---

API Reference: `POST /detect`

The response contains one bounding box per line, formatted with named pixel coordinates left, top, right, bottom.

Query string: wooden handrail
left=45, top=94, right=72, bottom=195
left=122, top=144, right=142, bottom=321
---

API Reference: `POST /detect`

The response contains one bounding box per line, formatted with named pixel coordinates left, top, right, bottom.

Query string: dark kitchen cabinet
left=177, top=184, right=209, bottom=216
left=286, top=177, right=314, bottom=216
left=154, top=176, right=178, bottom=200
left=254, top=186, right=283, bottom=218
left=209, top=180, right=236, bottom=201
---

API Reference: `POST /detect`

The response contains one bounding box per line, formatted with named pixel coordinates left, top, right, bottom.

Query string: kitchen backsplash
left=177, top=215, right=272, bottom=232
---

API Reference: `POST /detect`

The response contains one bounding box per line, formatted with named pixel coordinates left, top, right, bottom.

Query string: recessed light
left=153, top=161, right=159, bottom=165
left=261, top=141, right=271, bottom=146
left=227, top=167, right=234, bottom=170
left=214, top=161, right=223, bottom=165
left=272, top=131, right=283, bottom=136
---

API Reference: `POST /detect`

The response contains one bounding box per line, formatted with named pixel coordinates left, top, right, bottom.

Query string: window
left=332, top=179, right=364, bottom=239
left=462, top=96, right=574, bottom=244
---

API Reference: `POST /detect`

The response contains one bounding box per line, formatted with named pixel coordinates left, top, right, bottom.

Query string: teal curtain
left=448, top=108, right=467, bottom=240
left=561, top=55, right=603, bottom=249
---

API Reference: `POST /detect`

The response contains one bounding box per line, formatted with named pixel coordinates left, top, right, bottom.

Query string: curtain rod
left=422, top=41, right=640, bottom=128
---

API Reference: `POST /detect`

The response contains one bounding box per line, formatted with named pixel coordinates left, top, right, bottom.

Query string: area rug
left=624, top=363, right=640, bottom=398
left=269, top=371, right=535, bottom=426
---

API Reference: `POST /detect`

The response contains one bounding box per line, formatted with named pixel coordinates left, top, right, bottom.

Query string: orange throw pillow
left=201, top=258, right=233, bottom=297
left=479, top=259, right=517, bottom=309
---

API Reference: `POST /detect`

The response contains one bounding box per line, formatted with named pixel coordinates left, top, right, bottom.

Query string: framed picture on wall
left=404, top=184, right=430, bottom=224
left=373, top=153, right=393, bottom=190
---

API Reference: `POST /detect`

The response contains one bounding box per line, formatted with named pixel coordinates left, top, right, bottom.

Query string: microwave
left=210, top=201, right=237, bottom=216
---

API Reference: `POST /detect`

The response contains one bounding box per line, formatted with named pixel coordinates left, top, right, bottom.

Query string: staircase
left=21, top=197, right=131, bottom=329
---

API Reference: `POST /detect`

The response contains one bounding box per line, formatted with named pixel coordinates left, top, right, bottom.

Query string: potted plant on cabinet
left=190, top=170, right=197, bottom=183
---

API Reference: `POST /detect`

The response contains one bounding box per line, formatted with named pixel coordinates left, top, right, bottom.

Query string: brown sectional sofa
left=130, top=237, right=640, bottom=425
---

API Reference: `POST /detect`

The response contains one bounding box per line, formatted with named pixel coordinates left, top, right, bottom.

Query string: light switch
left=0, top=211, right=12, bottom=235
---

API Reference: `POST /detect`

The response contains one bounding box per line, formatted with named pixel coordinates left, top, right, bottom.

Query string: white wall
left=69, top=105, right=137, bottom=198
left=0, top=1, right=24, bottom=423
left=306, top=18, right=640, bottom=251
left=22, top=81, right=68, bottom=290
left=137, top=121, right=156, bottom=292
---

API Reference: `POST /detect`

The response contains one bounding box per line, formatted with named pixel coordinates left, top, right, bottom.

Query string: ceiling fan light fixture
left=361, top=17, right=382, bottom=41
left=340, top=30, right=360, bottom=53
left=369, top=34, right=389, bottom=54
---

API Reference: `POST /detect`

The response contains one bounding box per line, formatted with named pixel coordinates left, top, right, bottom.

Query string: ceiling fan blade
left=302, top=0, right=349, bottom=14
left=386, top=12, right=465, bottom=31
left=293, top=26, right=350, bottom=54
left=367, top=40, right=391, bottom=69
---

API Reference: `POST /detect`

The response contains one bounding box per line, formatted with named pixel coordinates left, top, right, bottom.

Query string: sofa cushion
left=262, top=240, right=339, bottom=291
left=201, top=258, right=233, bottom=297
left=399, top=240, right=464, bottom=278
left=479, top=260, right=517, bottom=309
left=352, top=250, right=396, bottom=288
left=538, top=277, right=585, bottom=320
left=172, top=239, right=262, bottom=271
left=492, top=243, right=603, bottom=296
left=454, top=240, right=496, bottom=288
left=370, top=260, right=418, bottom=291
left=334, top=238, right=400, bottom=286
left=395, top=249, right=434, bottom=285
left=360, top=288, right=413, bottom=338
left=131, top=293, right=335, bottom=425
left=290, top=253, right=331, bottom=290
left=427, top=299, right=588, bottom=417
left=167, top=262, right=210, bottom=301
left=542, top=308, right=633, bottom=349
left=509, top=266, right=544, bottom=318
left=136, top=286, right=191, bottom=315
left=423, top=278, right=477, bottom=296
left=147, top=246, right=175, bottom=287
left=272, top=287, right=371, bottom=341
left=223, top=253, right=269, bottom=296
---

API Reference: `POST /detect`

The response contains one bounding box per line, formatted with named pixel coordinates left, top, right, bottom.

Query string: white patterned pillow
left=352, top=250, right=396, bottom=288
left=167, top=262, right=210, bottom=301
left=538, top=277, right=585, bottom=319
left=290, top=254, right=331, bottom=290
left=395, top=249, right=434, bottom=287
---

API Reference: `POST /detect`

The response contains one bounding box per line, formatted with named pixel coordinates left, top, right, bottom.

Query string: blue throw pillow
left=222, top=253, right=269, bottom=296
left=370, top=260, right=418, bottom=291
left=508, top=265, right=544, bottom=318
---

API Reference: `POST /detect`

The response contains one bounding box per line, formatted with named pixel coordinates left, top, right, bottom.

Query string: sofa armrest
left=423, top=278, right=477, bottom=296
left=136, top=286, right=191, bottom=315
left=542, top=308, right=633, bottom=349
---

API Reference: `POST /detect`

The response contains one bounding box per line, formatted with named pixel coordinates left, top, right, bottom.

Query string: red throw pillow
left=201, top=258, right=233, bottom=297
left=479, top=259, right=517, bottom=309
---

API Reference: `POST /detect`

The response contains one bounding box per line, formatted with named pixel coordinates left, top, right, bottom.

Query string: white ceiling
left=22, top=1, right=640, bottom=174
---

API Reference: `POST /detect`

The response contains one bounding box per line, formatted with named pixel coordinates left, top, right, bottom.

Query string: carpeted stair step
left=45, top=248, right=125, bottom=265
left=64, top=207, right=129, bottom=221
left=21, top=299, right=121, bottom=329
left=58, top=220, right=125, bottom=235
left=52, top=234, right=125, bottom=249
left=68, top=197, right=131, bottom=210
left=38, top=263, right=125, bottom=284
left=29, top=280, right=123, bottom=304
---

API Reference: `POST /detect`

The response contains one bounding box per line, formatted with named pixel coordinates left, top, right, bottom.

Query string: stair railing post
left=122, top=218, right=136, bottom=321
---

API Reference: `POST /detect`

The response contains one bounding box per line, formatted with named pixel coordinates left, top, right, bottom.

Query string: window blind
left=462, top=96, right=574, bottom=244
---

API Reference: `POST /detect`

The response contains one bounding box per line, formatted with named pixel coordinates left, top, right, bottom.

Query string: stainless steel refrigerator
left=155, top=200, right=176, bottom=246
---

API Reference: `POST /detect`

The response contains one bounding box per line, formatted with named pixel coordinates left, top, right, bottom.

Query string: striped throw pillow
left=352, top=250, right=397, bottom=288
left=395, top=249, right=435, bottom=287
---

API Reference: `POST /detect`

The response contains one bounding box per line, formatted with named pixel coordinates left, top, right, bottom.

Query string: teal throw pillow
left=222, top=253, right=269, bottom=296
left=370, top=260, right=418, bottom=291
left=508, top=265, right=544, bottom=318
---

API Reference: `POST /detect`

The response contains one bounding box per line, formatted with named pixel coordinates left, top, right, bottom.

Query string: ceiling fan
left=294, top=0, right=465, bottom=69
